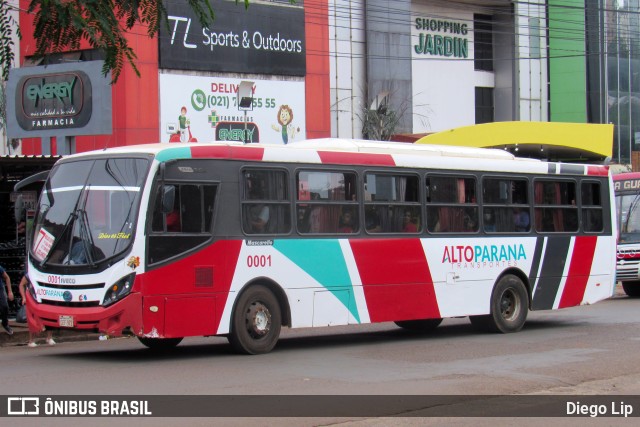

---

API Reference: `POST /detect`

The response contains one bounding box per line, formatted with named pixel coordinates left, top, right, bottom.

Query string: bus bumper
left=25, top=292, right=143, bottom=337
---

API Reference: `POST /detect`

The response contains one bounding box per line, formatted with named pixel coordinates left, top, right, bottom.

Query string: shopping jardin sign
left=413, top=17, right=469, bottom=58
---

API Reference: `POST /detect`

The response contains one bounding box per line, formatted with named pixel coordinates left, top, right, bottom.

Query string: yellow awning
left=415, top=122, right=614, bottom=162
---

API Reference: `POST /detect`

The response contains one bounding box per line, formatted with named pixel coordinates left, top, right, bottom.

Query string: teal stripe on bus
left=156, top=147, right=193, bottom=162
left=273, top=239, right=360, bottom=323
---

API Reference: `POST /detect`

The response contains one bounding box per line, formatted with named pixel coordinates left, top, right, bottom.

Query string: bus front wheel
left=138, top=337, right=183, bottom=350
left=622, top=281, right=640, bottom=297
left=228, top=285, right=282, bottom=355
left=470, top=274, right=528, bottom=333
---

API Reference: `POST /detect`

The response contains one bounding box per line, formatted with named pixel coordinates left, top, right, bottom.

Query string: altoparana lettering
left=442, top=244, right=527, bottom=263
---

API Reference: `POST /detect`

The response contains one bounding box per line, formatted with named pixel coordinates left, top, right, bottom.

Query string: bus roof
left=59, top=139, right=610, bottom=176
left=613, top=172, right=640, bottom=181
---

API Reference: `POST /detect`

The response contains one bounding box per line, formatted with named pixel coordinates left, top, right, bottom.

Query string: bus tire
left=228, top=285, right=281, bottom=355
left=394, top=318, right=443, bottom=331
left=622, top=281, right=640, bottom=297
left=470, top=274, right=528, bottom=333
left=138, top=337, right=183, bottom=350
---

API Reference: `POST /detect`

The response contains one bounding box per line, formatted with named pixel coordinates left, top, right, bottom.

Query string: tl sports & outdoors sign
left=159, top=0, right=306, bottom=76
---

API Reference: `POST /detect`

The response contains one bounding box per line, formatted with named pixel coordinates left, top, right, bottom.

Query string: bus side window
left=482, top=177, right=530, bottom=233
left=534, top=180, right=578, bottom=232
left=148, top=183, right=217, bottom=265
left=151, top=185, right=181, bottom=232
left=181, top=185, right=202, bottom=233
left=243, top=169, right=291, bottom=235
left=582, top=181, right=603, bottom=233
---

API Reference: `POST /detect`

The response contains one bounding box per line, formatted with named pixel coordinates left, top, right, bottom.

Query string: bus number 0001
left=247, top=255, right=272, bottom=268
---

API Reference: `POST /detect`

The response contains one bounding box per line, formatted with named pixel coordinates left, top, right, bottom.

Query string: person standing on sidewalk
left=18, top=273, right=55, bottom=347
left=0, top=264, right=15, bottom=335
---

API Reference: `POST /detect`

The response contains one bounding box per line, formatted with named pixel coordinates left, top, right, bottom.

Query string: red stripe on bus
left=190, top=146, right=265, bottom=161
left=586, top=165, right=609, bottom=176
left=317, top=151, right=396, bottom=166
left=140, top=240, right=242, bottom=336
left=349, top=239, right=440, bottom=322
left=558, top=236, right=598, bottom=308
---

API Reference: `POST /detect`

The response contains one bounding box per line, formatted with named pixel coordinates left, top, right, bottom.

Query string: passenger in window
left=166, top=208, right=181, bottom=232
left=484, top=211, right=496, bottom=232
left=338, top=210, right=355, bottom=233
left=463, top=210, right=477, bottom=232
left=297, top=208, right=310, bottom=233
left=514, top=207, right=530, bottom=232
left=249, top=204, right=270, bottom=233
left=403, top=210, right=417, bottom=232
left=365, top=207, right=381, bottom=233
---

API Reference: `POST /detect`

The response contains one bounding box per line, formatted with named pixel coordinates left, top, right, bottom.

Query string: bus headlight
left=26, top=280, right=37, bottom=302
left=102, top=273, right=136, bottom=307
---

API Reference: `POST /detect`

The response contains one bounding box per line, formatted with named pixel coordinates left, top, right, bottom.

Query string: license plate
left=59, top=315, right=74, bottom=328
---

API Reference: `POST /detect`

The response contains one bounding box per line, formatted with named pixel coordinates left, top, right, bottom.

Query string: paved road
left=2, top=286, right=640, bottom=426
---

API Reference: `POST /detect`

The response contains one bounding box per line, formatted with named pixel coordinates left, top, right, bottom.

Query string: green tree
left=0, top=0, right=255, bottom=83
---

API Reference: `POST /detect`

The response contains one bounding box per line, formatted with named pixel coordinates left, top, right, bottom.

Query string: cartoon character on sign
left=271, top=105, right=299, bottom=144
left=170, top=106, right=198, bottom=143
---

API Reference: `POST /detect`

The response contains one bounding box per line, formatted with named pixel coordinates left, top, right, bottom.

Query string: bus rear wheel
left=622, top=281, right=640, bottom=297
left=470, top=274, right=528, bottom=333
left=228, top=285, right=282, bottom=355
left=138, top=337, right=183, bottom=350
left=394, top=318, right=443, bottom=331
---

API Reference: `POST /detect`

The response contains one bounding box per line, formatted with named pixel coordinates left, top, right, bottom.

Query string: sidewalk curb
left=0, top=319, right=102, bottom=347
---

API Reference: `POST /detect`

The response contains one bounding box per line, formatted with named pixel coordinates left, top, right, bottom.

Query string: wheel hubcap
left=500, top=289, right=519, bottom=321
left=246, top=302, right=271, bottom=338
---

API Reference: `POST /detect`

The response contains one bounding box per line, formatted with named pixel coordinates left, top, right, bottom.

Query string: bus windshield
left=31, top=158, right=150, bottom=267
left=617, top=193, right=640, bottom=243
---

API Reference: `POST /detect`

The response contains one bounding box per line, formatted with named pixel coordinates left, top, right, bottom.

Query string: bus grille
left=36, top=281, right=105, bottom=290
left=40, top=299, right=101, bottom=308
left=616, top=259, right=640, bottom=280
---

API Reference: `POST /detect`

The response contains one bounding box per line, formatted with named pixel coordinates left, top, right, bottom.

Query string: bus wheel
left=138, top=337, right=183, bottom=350
left=470, top=274, right=528, bottom=333
left=394, top=318, right=443, bottom=331
left=622, top=281, right=640, bottom=297
left=228, top=285, right=282, bottom=355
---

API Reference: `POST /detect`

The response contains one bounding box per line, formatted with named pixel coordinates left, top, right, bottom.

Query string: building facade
left=2, top=1, right=639, bottom=165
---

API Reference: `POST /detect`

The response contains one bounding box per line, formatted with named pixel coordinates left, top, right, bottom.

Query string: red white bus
left=613, top=172, right=640, bottom=296
left=24, top=139, right=617, bottom=354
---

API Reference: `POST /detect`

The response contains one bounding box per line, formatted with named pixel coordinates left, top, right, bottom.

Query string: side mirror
left=162, top=185, right=176, bottom=214
left=14, top=195, right=24, bottom=224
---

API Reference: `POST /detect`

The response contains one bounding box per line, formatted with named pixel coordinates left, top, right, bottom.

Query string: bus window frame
left=295, top=167, right=359, bottom=235
left=240, top=166, right=293, bottom=236
left=425, top=172, right=479, bottom=234
left=146, top=175, right=219, bottom=267
left=481, top=175, right=531, bottom=234
left=532, top=177, right=579, bottom=234
left=363, top=170, right=422, bottom=234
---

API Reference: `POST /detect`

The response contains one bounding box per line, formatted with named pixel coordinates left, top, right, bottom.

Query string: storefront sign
left=160, top=74, right=305, bottom=144
left=15, top=71, right=93, bottom=131
left=159, top=0, right=305, bottom=76
left=413, top=17, right=469, bottom=58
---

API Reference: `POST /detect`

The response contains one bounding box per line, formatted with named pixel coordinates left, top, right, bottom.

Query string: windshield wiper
left=40, top=185, right=88, bottom=268
left=623, top=193, right=640, bottom=235
left=77, top=206, right=96, bottom=267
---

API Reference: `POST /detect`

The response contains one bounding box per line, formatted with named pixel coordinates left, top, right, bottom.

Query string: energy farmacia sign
left=159, top=74, right=306, bottom=144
